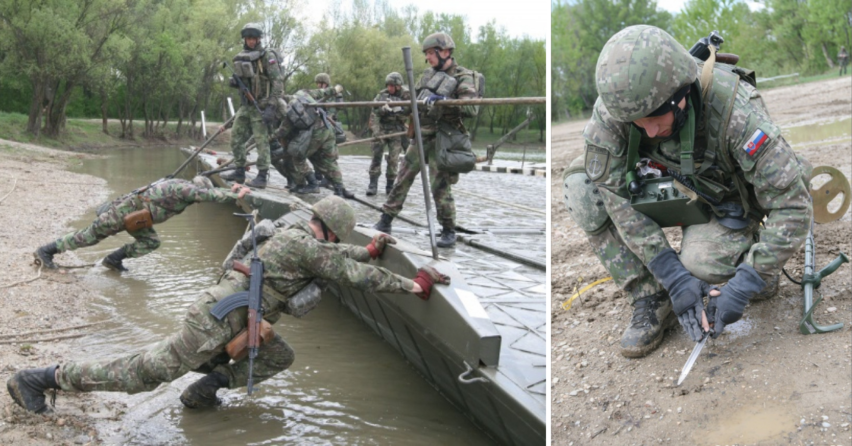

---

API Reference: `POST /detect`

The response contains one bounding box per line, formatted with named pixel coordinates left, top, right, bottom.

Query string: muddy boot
left=366, top=176, right=379, bottom=196
left=316, top=172, right=330, bottom=188
left=7, top=365, right=60, bottom=414
left=620, top=292, right=675, bottom=358
left=751, top=273, right=780, bottom=302
left=293, top=172, right=319, bottom=194
left=246, top=169, right=268, bottom=189
left=103, top=247, right=129, bottom=272
left=179, top=372, right=229, bottom=409
left=34, top=242, right=59, bottom=269
left=385, top=177, right=395, bottom=195
left=333, top=184, right=355, bottom=199
left=436, top=226, right=456, bottom=248
left=373, top=213, right=393, bottom=234
left=220, top=166, right=246, bottom=184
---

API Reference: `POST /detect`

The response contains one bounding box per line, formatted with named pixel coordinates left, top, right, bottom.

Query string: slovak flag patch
left=743, top=129, right=768, bottom=156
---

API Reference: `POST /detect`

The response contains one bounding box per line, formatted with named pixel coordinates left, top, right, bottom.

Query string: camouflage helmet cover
left=241, top=22, right=263, bottom=39
left=314, top=73, right=331, bottom=85
left=422, top=32, right=455, bottom=53
left=312, top=196, right=356, bottom=241
left=595, top=25, right=698, bottom=122
left=385, top=72, right=403, bottom=86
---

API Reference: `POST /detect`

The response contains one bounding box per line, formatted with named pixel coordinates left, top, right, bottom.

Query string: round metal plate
left=810, top=166, right=851, bottom=223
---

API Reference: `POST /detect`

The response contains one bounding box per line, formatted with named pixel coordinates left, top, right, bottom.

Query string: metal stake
left=403, top=46, right=438, bottom=259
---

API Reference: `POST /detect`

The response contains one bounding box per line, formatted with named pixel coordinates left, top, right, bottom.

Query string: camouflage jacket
left=304, top=86, right=341, bottom=119
left=121, top=179, right=240, bottom=223
left=236, top=221, right=414, bottom=309
left=273, top=90, right=334, bottom=142
left=416, top=59, right=478, bottom=132
left=583, top=65, right=812, bottom=278
left=370, top=87, right=411, bottom=134
left=232, top=44, right=283, bottom=107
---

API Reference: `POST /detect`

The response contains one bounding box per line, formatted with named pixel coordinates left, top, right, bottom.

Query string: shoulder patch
left=585, top=146, right=610, bottom=182
left=742, top=128, right=770, bottom=157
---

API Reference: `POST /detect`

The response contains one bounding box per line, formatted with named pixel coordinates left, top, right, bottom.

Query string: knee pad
left=563, top=155, right=611, bottom=235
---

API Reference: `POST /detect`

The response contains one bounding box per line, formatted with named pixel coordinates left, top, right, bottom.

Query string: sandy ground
left=550, top=76, right=852, bottom=445
left=0, top=140, right=125, bottom=445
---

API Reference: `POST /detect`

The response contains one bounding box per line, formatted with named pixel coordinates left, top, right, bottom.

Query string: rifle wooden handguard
left=226, top=319, right=274, bottom=361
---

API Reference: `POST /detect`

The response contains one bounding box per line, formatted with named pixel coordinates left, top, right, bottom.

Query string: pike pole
left=338, top=131, right=408, bottom=148
left=309, top=97, right=546, bottom=109
left=403, top=46, right=439, bottom=260
left=169, top=114, right=235, bottom=179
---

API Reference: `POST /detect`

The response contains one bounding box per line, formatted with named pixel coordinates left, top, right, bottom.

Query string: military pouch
left=123, top=209, right=154, bottom=232
left=233, top=62, right=255, bottom=78
left=424, top=71, right=452, bottom=93
left=287, top=129, right=312, bottom=158
left=225, top=319, right=275, bottom=361
left=287, top=97, right=316, bottom=130
left=434, top=77, right=459, bottom=98
left=284, top=280, right=324, bottom=318
left=333, top=121, right=346, bottom=144
left=630, top=176, right=711, bottom=227
left=435, top=124, right=476, bottom=174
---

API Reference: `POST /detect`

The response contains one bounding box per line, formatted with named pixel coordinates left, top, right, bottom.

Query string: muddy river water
left=65, top=147, right=491, bottom=445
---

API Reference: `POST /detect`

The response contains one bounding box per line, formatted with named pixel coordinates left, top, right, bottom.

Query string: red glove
left=366, top=233, right=396, bottom=259
left=412, top=266, right=451, bottom=300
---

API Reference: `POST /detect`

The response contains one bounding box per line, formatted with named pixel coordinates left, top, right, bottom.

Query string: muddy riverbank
left=550, top=76, right=852, bottom=445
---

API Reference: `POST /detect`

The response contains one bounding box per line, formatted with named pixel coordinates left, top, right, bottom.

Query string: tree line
left=0, top=0, right=545, bottom=142
left=552, top=0, right=852, bottom=121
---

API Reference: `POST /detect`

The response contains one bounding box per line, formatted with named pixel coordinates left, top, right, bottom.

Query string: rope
left=561, top=277, right=613, bottom=311
left=0, top=178, right=17, bottom=204
left=0, top=321, right=105, bottom=339
left=0, top=332, right=88, bottom=345
left=0, top=263, right=42, bottom=289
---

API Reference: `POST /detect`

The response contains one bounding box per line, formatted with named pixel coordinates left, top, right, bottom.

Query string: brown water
left=784, top=116, right=852, bottom=149
left=691, top=404, right=798, bottom=445
left=67, top=146, right=491, bottom=445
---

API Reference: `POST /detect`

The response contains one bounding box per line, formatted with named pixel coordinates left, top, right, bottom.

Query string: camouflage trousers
left=382, top=135, right=456, bottom=228
left=56, top=275, right=294, bottom=394
left=54, top=204, right=160, bottom=258
left=292, top=128, right=344, bottom=187
left=369, top=130, right=403, bottom=181
left=231, top=106, right=272, bottom=171
left=564, top=156, right=764, bottom=304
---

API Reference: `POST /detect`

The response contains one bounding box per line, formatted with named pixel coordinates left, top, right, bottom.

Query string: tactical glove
left=261, top=105, right=277, bottom=126
left=381, top=103, right=394, bottom=115
left=425, top=94, right=446, bottom=106
left=366, top=233, right=396, bottom=259
left=412, top=266, right=451, bottom=300
left=706, top=263, right=766, bottom=338
left=647, top=248, right=712, bottom=342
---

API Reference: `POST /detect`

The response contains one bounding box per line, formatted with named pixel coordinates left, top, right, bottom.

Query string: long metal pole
left=403, top=47, right=438, bottom=259
left=168, top=114, right=235, bottom=179
left=309, top=97, right=546, bottom=109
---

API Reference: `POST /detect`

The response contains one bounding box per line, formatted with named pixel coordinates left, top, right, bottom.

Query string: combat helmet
left=422, top=33, right=455, bottom=53
left=312, top=196, right=356, bottom=242
left=241, top=22, right=263, bottom=39
left=385, top=72, right=403, bottom=87
left=314, top=73, right=331, bottom=85
left=595, top=25, right=698, bottom=122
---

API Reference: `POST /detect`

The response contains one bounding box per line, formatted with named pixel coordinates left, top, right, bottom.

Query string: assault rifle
left=210, top=213, right=265, bottom=395
left=224, top=61, right=264, bottom=116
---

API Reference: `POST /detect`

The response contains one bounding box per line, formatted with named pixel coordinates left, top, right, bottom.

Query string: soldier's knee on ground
left=563, top=155, right=611, bottom=235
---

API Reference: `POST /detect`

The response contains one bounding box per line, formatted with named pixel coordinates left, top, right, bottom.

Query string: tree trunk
left=26, top=80, right=47, bottom=136
left=822, top=43, right=836, bottom=68
left=100, top=91, right=109, bottom=135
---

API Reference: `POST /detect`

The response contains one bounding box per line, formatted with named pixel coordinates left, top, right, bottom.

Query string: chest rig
left=232, top=49, right=274, bottom=104
left=626, top=57, right=759, bottom=228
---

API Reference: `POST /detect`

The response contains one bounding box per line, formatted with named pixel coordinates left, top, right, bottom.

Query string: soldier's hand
left=425, top=94, right=446, bottom=106
left=412, top=265, right=451, bottom=300
left=366, top=233, right=396, bottom=259
left=334, top=84, right=345, bottom=95
left=381, top=103, right=394, bottom=114
left=236, top=186, right=251, bottom=199
left=261, top=105, right=277, bottom=126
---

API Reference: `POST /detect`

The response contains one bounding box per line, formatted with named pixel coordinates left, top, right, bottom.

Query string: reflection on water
left=67, top=147, right=490, bottom=445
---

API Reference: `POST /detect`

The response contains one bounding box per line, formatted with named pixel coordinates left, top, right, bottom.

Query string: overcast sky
left=301, top=1, right=550, bottom=41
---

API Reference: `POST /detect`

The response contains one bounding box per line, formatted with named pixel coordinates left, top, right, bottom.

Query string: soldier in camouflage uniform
left=373, top=33, right=479, bottom=248
left=366, top=72, right=411, bottom=196
left=219, top=23, right=283, bottom=189
left=562, top=25, right=812, bottom=357
left=33, top=177, right=251, bottom=273
left=273, top=88, right=356, bottom=198
left=838, top=46, right=848, bottom=76
left=8, top=196, right=450, bottom=414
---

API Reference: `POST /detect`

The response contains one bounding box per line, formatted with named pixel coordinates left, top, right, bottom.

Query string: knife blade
left=677, top=332, right=708, bottom=386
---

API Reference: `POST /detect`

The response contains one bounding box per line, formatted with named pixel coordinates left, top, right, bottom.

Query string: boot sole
left=619, top=311, right=677, bottom=358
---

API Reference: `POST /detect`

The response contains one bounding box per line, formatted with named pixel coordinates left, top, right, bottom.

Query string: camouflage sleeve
left=726, top=86, right=812, bottom=278
left=305, top=87, right=337, bottom=102
left=453, top=71, right=478, bottom=118
left=265, top=51, right=283, bottom=101
left=370, top=93, right=384, bottom=133
left=584, top=99, right=672, bottom=264
left=338, top=244, right=372, bottom=263
left=399, top=88, right=412, bottom=116
left=185, top=186, right=240, bottom=204
left=274, top=115, right=296, bottom=140
left=296, top=239, right=415, bottom=293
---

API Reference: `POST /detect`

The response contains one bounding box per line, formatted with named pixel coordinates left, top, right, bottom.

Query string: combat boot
left=751, top=273, right=780, bottom=301
left=179, top=372, right=229, bottom=409
left=373, top=213, right=393, bottom=234
left=246, top=169, right=269, bottom=189
left=333, top=184, right=355, bottom=199
left=436, top=226, right=456, bottom=248
left=34, top=242, right=59, bottom=269
left=7, top=365, right=60, bottom=414
left=366, top=176, right=379, bottom=196
left=220, top=166, right=246, bottom=184
left=316, top=172, right=330, bottom=188
left=385, top=177, right=395, bottom=195
left=103, top=247, right=129, bottom=272
left=620, top=291, right=676, bottom=358
left=293, top=172, right=319, bottom=194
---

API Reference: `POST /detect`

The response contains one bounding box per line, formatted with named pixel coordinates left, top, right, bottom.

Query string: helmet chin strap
left=319, top=220, right=338, bottom=243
